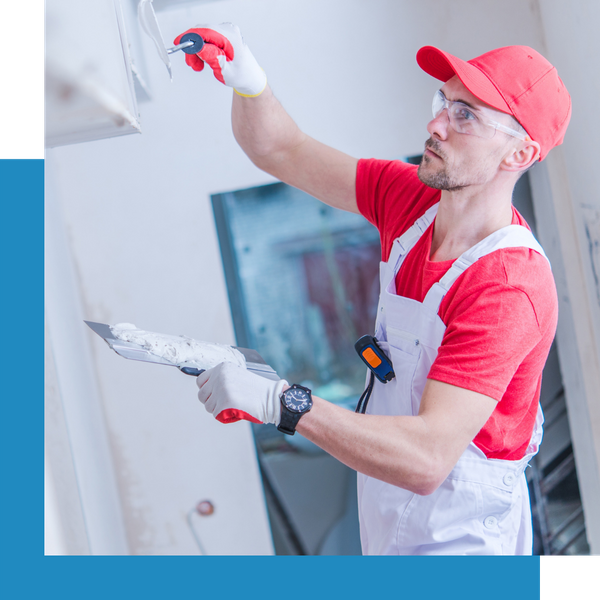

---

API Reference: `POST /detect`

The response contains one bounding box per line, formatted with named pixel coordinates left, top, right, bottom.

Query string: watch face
left=283, top=387, right=311, bottom=413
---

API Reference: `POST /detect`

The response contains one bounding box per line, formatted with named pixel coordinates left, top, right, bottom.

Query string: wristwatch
left=277, top=384, right=313, bottom=436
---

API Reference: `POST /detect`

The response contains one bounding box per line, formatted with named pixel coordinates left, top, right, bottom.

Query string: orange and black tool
left=355, top=335, right=395, bottom=383
left=354, top=335, right=394, bottom=414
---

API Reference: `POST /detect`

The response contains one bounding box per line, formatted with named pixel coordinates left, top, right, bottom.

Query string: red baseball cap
left=416, top=45, right=571, bottom=161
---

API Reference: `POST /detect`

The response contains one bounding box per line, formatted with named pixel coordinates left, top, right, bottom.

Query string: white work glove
left=196, top=362, right=288, bottom=424
left=174, top=23, right=267, bottom=97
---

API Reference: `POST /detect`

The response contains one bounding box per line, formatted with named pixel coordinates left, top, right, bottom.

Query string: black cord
left=355, top=371, right=375, bottom=414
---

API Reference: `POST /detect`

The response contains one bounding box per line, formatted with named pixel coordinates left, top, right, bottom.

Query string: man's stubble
left=417, top=138, right=469, bottom=191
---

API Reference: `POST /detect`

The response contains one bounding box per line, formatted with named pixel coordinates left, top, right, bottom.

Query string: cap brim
left=417, top=46, right=512, bottom=116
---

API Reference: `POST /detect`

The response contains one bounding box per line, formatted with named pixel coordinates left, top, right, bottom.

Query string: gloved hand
left=196, top=362, right=288, bottom=424
left=174, top=23, right=267, bottom=97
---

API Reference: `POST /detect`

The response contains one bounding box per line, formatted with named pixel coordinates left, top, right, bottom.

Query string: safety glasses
left=432, top=90, right=528, bottom=141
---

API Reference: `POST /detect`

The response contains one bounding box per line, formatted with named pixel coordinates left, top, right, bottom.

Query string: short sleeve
left=429, top=249, right=558, bottom=401
left=430, top=285, right=542, bottom=399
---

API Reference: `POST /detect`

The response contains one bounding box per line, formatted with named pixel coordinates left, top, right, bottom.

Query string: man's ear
left=502, top=139, right=541, bottom=173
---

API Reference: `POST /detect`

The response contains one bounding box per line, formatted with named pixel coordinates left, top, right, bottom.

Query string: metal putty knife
left=84, top=321, right=279, bottom=381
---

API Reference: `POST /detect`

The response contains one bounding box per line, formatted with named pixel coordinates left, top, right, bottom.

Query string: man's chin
left=417, top=162, right=442, bottom=189
left=418, top=164, right=461, bottom=191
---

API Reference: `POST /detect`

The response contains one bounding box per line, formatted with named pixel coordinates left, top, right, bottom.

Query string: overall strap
left=423, top=225, right=549, bottom=312
left=387, top=203, right=439, bottom=274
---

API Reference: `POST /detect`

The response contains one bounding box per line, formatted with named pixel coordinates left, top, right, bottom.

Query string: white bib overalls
left=357, top=203, right=546, bottom=555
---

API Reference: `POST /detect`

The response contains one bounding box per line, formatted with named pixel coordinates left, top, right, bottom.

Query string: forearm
left=296, top=379, right=498, bottom=494
left=197, top=367, right=496, bottom=494
left=231, top=86, right=359, bottom=212
left=296, top=396, right=441, bottom=495
left=232, top=85, right=306, bottom=171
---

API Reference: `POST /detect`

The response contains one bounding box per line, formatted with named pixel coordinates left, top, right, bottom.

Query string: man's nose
left=427, top=110, right=449, bottom=141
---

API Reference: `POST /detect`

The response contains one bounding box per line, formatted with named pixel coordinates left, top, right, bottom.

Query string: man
left=175, top=24, right=571, bottom=555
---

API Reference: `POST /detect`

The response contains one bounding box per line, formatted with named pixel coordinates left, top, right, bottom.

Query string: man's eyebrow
left=454, top=98, right=479, bottom=110
left=440, top=90, right=481, bottom=112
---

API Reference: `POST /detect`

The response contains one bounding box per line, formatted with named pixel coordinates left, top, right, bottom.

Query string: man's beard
left=417, top=138, right=467, bottom=192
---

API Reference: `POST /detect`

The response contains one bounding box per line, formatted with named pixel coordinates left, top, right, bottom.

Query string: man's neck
left=430, top=183, right=514, bottom=262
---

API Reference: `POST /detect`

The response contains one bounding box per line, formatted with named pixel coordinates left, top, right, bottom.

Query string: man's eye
left=456, top=107, right=476, bottom=121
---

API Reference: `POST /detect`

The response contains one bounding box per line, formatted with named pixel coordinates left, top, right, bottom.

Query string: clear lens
left=432, top=90, right=445, bottom=118
left=449, top=104, right=496, bottom=139
left=432, top=90, right=496, bottom=139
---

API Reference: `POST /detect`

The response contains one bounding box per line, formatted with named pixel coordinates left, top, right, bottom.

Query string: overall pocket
left=386, top=326, right=422, bottom=416
left=360, top=475, right=414, bottom=555
left=396, top=477, right=484, bottom=554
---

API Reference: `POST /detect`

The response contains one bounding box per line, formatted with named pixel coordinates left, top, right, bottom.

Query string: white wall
left=46, top=161, right=130, bottom=555
left=47, top=0, right=557, bottom=555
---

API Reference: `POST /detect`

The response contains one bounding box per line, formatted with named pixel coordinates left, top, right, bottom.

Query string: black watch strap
left=277, top=409, right=304, bottom=436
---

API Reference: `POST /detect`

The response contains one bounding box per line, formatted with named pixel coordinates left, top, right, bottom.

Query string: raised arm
left=232, top=87, right=359, bottom=213
left=175, top=24, right=359, bottom=213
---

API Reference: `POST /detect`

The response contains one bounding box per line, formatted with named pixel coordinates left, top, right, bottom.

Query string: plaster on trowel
left=84, top=320, right=280, bottom=381
left=138, top=0, right=204, bottom=80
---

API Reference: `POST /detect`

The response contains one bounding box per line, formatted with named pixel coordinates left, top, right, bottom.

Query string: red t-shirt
left=356, top=158, right=558, bottom=460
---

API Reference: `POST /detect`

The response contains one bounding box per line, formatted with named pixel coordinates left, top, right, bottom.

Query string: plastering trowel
left=84, top=321, right=280, bottom=381
left=138, top=0, right=204, bottom=79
